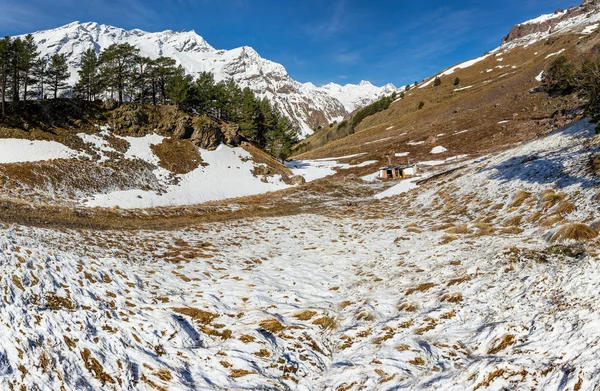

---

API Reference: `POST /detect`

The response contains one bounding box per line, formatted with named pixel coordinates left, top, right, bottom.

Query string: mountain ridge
left=21, top=21, right=398, bottom=136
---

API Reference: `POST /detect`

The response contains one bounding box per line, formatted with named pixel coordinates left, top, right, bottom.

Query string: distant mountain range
left=21, top=22, right=399, bottom=136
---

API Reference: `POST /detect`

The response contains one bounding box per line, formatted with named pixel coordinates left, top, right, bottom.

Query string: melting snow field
left=85, top=144, right=290, bottom=208
left=1, top=120, right=599, bottom=390
left=0, top=120, right=599, bottom=390
left=0, top=139, right=82, bottom=163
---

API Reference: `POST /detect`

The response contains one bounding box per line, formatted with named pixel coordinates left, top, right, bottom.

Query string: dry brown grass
left=446, top=276, right=471, bottom=286
left=554, top=201, right=577, bottom=215
left=155, top=368, right=172, bottom=382
left=440, top=293, right=463, bottom=303
left=552, top=223, right=598, bottom=242
left=473, top=222, right=495, bottom=236
left=81, top=348, right=115, bottom=386
left=510, top=191, right=531, bottom=208
left=293, top=310, right=317, bottom=321
left=173, top=307, right=219, bottom=325
left=313, top=316, right=337, bottom=330
left=239, top=335, right=255, bottom=343
left=397, top=302, right=419, bottom=312
left=46, top=293, right=75, bottom=311
left=446, top=223, right=469, bottom=235
left=259, top=319, right=285, bottom=333
left=151, top=138, right=204, bottom=174
left=440, top=234, right=458, bottom=244
left=487, top=334, right=515, bottom=354
left=406, top=283, right=436, bottom=295
left=474, top=368, right=506, bottom=390
left=541, top=189, right=566, bottom=209
left=230, top=369, right=256, bottom=378
left=408, top=357, right=425, bottom=366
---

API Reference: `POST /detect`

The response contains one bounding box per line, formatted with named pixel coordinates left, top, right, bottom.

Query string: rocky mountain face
left=502, top=0, right=600, bottom=48
left=22, top=22, right=397, bottom=137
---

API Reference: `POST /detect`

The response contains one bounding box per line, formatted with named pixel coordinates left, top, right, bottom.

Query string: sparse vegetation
left=551, top=223, right=598, bottom=242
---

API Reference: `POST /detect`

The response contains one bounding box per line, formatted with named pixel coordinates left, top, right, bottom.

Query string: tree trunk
left=152, top=80, right=156, bottom=105
left=23, top=70, right=28, bottom=101
left=1, top=77, right=5, bottom=117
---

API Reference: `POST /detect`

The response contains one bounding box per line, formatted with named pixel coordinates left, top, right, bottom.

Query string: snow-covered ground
left=0, top=139, right=82, bottom=163
left=85, top=144, right=290, bottom=208
left=1, top=120, right=599, bottom=390
left=0, top=127, right=380, bottom=208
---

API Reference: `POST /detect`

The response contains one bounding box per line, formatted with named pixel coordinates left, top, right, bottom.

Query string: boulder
left=222, top=123, right=241, bottom=147
left=173, top=116, right=194, bottom=139
left=290, top=175, right=306, bottom=185
left=102, top=99, right=118, bottom=111
left=191, top=117, right=223, bottom=150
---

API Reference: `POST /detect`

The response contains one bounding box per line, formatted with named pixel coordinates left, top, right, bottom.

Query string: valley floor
left=0, top=121, right=599, bottom=390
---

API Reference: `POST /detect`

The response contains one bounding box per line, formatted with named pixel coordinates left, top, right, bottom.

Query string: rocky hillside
left=502, top=0, right=600, bottom=48
left=22, top=22, right=398, bottom=136
left=0, top=100, right=308, bottom=208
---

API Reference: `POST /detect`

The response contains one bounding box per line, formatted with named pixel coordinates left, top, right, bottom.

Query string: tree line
left=0, top=35, right=298, bottom=159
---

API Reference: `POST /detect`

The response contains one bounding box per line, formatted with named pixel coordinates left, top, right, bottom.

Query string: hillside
left=22, top=22, right=398, bottom=136
left=1, top=2, right=600, bottom=390
left=0, top=113, right=599, bottom=390
left=293, top=0, right=600, bottom=164
left=0, top=100, right=312, bottom=208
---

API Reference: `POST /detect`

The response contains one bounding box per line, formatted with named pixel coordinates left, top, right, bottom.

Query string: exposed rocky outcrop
left=108, top=104, right=241, bottom=150
left=502, top=0, right=600, bottom=46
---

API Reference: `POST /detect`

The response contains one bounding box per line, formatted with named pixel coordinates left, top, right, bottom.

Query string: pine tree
left=76, top=49, right=99, bottom=101
left=19, top=34, right=39, bottom=101
left=152, top=57, right=177, bottom=105
left=433, top=76, right=441, bottom=87
left=31, top=56, right=47, bottom=99
left=453, top=77, right=460, bottom=86
left=239, top=87, right=258, bottom=139
left=194, top=71, right=217, bottom=113
left=417, top=101, right=425, bottom=110
left=46, top=54, right=70, bottom=99
left=577, top=56, right=600, bottom=132
left=133, top=56, right=153, bottom=103
left=265, top=112, right=298, bottom=161
left=9, top=37, right=23, bottom=102
left=166, top=67, right=193, bottom=107
left=544, top=55, right=575, bottom=94
left=0, top=37, right=10, bottom=116
left=405, top=84, right=411, bottom=91
left=98, top=43, right=140, bottom=103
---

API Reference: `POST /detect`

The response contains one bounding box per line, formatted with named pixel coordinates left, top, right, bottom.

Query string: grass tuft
left=551, top=223, right=598, bottom=242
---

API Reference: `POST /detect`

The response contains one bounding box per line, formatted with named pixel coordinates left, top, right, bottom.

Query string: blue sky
left=0, top=0, right=576, bottom=87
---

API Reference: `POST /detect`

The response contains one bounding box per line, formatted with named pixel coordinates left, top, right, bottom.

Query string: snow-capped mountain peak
left=318, top=80, right=398, bottom=113
left=21, top=21, right=397, bottom=136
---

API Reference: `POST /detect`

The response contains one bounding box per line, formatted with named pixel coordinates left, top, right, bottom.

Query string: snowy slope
left=1, top=119, right=599, bottom=390
left=22, top=22, right=394, bottom=137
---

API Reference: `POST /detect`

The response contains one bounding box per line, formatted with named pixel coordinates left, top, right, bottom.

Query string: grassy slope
left=293, top=32, right=599, bottom=168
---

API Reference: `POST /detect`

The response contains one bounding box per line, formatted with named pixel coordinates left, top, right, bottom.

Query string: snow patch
left=0, top=139, right=82, bottom=164
left=545, top=49, right=565, bottom=59
left=431, top=146, right=448, bottom=154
